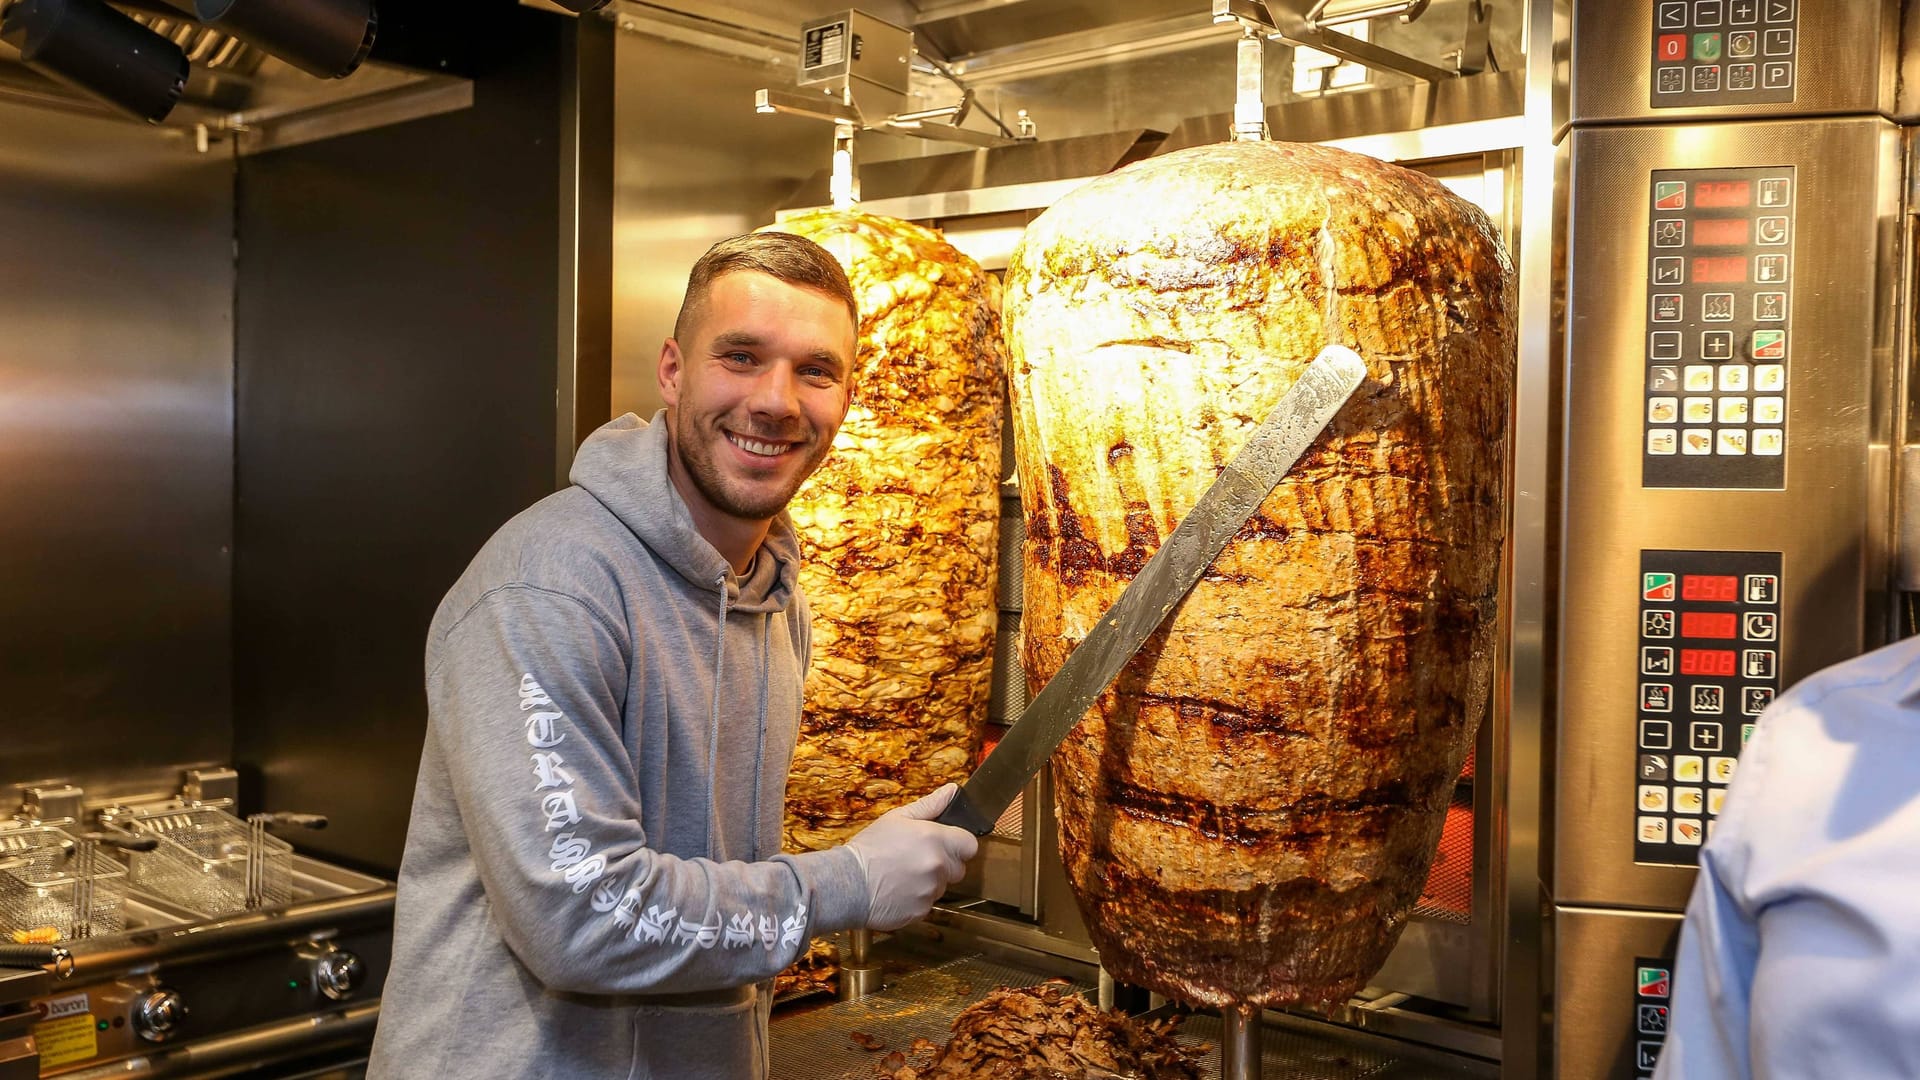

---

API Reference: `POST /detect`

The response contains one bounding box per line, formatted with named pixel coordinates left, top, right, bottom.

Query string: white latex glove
left=844, top=784, right=981, bottom=932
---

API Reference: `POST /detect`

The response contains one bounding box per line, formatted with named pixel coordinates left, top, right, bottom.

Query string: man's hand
left=844, top=784, right=981, bottom=931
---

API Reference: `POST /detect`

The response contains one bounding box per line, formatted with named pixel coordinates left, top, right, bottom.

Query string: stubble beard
left=673, top=407, right=830, bottom=521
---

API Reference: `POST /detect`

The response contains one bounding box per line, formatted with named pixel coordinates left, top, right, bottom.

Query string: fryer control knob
left=316, top=951, right=364, bottom=1000
left=135, top=989, right=186, bottom=1042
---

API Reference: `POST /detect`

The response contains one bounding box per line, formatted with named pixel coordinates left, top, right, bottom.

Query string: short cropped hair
left=673, top=231, right=859, bottom=342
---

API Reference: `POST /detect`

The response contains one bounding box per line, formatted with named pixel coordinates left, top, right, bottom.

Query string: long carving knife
left=937, top=343, right=1368, bottom=837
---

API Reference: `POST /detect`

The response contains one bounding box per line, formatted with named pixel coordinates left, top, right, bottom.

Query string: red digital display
left=1693, top=180, right=1752, bottom=208
left=1682, top=611, right=1739, bottom=639
left=1692, top=256, right=1747, bottom=283
left=1682, top=574, right=1739, bottom=602
left=1680, top=648, right=1738, bottom=677
left=1691, top=218, right=1750, bottom=246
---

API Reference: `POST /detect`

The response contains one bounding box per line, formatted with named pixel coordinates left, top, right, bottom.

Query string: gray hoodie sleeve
left=427, top=583, right=869, bottom=997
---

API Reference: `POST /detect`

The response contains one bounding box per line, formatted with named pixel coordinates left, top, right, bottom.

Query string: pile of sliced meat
left=874, top=983, right=1205, bottom=1079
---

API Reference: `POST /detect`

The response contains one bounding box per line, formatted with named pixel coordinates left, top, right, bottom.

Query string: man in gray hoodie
left=368, top=232, right=980, bottom=1079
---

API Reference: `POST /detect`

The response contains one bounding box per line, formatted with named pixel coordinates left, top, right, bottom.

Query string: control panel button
left=1750, top=330, right=1785, bottom=360
left=1682, top=397, right=1713, bottom=424
left=1743, top=612, right=1777, bottom=641
left=1640, top=753, right=1672, bottom=780
left=1743, top=686, right=1775, bottom=715
left=1756, top=216, right=1789, bottom=245
left=1683, top=365, right=1715, bottom=392
left=1743, top=574, right=1778, bottom=604
left=1702, top=292, right=1734, bottom=321
left=1641, top=719, right=1675, bottom=750
left=1682, top=428, right=1713, bottom=455
left=1758, top=177, right=1791, bottom=207
left=1753, top=428, right=1784, bottom=455
left=1690, top=721, right=1722, bottom=751
left=1708, top=788, right=1727, bottom=815
left=1762, top=61, right=1792, bottom=89
left=1693, top=0, right=1723, bottom=25
left=1639, top=816, right=1670, bottom=844
left=1762, top=27, right=1792, bottom=55
left=1692, top=65, right=1722, bottom=91
left=1658, top=0, right=1688, bottom=25
left=1673, top=787, right=1704, bottom=814
left=1727, top=30, right=1756, bottom=57
left=1674, top=819, right=1705, bottom=845
left=1673, top=755, right=1704, bottom=782
left=1728, top=63, right=1757, bottom=90
left=1742, top=648, right=1776, bottom=678
left=1709, top=756, right=1738, bottom=784
left=1639, top=785, right=1670, bottom=812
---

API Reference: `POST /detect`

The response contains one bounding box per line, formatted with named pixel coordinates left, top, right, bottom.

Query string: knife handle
left=935, top=787, right=998, bottom=838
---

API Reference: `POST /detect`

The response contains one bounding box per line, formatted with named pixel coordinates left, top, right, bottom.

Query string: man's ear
left=658, top=338, right=684, bottom=407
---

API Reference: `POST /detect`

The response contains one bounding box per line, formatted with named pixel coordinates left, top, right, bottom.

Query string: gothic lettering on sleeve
left=636, top=905, right=677, bottom=945
left=724, top=912, right=755, bottom=949
left=530, top=751, right=575, bottom=791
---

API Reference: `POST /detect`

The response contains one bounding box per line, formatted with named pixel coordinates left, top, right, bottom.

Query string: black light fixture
left=1, top=0, right=189, bottom=121
left=191, top=0, right=377, bottom=79
left=549, top=0, right=613, bottom=11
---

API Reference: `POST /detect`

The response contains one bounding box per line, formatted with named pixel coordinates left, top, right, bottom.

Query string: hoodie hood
left=569, top=411, right=801, bottom=615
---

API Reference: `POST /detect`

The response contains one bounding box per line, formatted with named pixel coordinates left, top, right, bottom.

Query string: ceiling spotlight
left=190, top=0, right=377, bottom=80
left=0, top=0, right=189, bottom=122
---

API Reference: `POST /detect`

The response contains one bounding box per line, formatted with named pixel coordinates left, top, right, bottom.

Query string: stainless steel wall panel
left=0, top=102, right=234, bottom=790
left=1570, top=0, right=1900, bottom=126
left=610, top=29, right=843, bottom=418
left=1552, top=906, right=1683, bottom=1080
left=231, top=7, right=594, bottom=873
left=1555, top=117, right=1900, bottom=911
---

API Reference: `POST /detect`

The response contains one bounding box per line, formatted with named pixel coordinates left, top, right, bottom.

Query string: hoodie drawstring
left=705, top=573, right=729, bottom=861
left=748, top=615, right=772, bottom=862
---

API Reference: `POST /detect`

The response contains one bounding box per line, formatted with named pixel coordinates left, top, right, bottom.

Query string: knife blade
left=937, top=344, right=1369, bottom=836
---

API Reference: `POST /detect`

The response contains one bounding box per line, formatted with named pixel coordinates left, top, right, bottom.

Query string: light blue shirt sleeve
left=1653, top=637, right=1920, bottom=1080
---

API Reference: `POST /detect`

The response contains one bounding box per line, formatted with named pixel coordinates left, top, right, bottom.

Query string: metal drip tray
left=769, top=952, right=1498, bottom=1080
left=771, top=954, right=1094, bottom=1079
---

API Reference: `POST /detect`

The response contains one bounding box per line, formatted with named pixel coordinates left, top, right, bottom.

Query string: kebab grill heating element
left=0, top=770, right=392, bottom=1079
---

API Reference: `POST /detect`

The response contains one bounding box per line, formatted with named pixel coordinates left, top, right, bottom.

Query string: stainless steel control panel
left=1632, top=550, right=1782, bottom=865
left=1572, top=0, right=1900, bottom=124
left=1642, top=168, right=1795, bottom=489
left=1651, top=0, right=1801, bottom=106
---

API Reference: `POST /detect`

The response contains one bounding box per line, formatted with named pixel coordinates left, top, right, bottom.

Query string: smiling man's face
left=658, top=269, right=856, bottom=527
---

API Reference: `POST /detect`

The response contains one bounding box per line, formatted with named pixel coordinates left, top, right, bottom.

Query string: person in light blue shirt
left=1654, top=635, right=1920, bottom=1079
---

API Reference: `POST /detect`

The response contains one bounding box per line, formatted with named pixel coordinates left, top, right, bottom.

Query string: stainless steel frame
left=1556, top=117, right=1903, bottom=913
left=1571, top=0, right=1906, bottom=126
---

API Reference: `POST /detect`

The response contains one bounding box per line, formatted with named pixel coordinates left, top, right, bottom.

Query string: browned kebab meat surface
left=766, top=211, right=1007, bottom=852
left=1003, top=141, right=1514, bottom=1008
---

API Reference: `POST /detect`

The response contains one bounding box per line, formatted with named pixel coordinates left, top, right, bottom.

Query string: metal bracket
left=1215, top=0, right=1457, bottom=84
left=184, top=767, right=239, bottom=805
